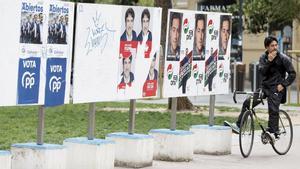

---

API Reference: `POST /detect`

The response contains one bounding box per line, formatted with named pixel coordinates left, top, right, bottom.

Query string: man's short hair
left=195, top=14, right=205, bottom=25
left=125, top=8, right=135, bottom=22
left=264, top=36, right=278, bottom=48
left=220, top=15, right=231, bottom=29
left=122, top=55, right=133, bottom=64
left=170, top=12, right=181, bottom=26
left=141, top=9, right=150, bottom=22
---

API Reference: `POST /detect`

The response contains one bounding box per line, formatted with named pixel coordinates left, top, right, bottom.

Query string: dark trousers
left=236, top=90, right=282, bottom=133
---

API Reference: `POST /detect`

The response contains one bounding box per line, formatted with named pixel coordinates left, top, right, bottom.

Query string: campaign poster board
left=163, top=9, right=232, bottom=98
left=0, top=0, right=74, bottom=107
left=72, top=3, right=162, bottom=103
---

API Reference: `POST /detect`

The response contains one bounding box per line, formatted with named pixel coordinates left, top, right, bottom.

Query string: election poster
left=44, top=2, right=74, bottom=107
left=0, top=0, right=74, bottom=107
left=163, top=9, right=231, bottom=97
left=72, top=3, right=161, bottom=103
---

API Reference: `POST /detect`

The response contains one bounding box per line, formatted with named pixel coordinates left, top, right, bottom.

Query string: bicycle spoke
left=271, top=110, right=293, bottom=155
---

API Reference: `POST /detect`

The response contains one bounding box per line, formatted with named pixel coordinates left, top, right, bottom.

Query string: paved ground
left=115, top=81, right=300, bottom=169
left=116, top=125, right=300, bottom=169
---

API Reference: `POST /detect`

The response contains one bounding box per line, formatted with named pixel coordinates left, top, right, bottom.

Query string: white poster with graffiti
left=0, top=0, right=74, bottom=107
left=72, top=3, right=162, bottom=103
left=163, top=9, right=231, bottom=97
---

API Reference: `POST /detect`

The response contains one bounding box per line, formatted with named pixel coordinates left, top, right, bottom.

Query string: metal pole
left=239, top=0, right=243, bottom=61
left=297, top=56, right=300, bottom=104
left=209, top=95, right=215, bottom=126
left=253, top=62, right=257, bottom=91
left=37, top=106, right=45, bottom=145
left=128, top=99, right=136, bottom=135
left=88, top=103, right=96, bottom=140
left=233, top=60, right=237, bottom=91
left=170, top=97, right=177, bottom=131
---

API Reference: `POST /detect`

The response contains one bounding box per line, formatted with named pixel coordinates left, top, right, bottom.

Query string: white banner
left=0, top=0, right=74, bottom=107
left=163, top=9, right=232, bottom=97
left=73, top=3, right=162, bottom=103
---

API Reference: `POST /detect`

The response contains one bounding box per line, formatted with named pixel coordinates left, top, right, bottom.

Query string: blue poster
left=44, top=58, right=66, bottom=107
left=17, top=57, right=41, bottom=104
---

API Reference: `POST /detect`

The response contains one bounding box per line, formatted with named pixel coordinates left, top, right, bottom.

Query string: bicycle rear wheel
left=239, top=110, right=254, bottom=158
left=271, top=110, right=293, bottom=155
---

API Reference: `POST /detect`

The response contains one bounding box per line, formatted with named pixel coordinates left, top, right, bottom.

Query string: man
left=193, top=14, right=206, bottom=61
left=167, top=12, right=181, bottom=61
left=137, top=8, right=152, bottom=58
left=225, top=36, right=296, bottom=140
left=120, top=8, right=137, bottom=58
left=147, top=54, right=158, bottom=81
left=143, top=53, right=158, bottom=97
left=137, top=8, right=152, bottom=43
left=120, top=8, right=137, bottom=41
left=218, top=15, right=231, bottom=58
left=33, top=14, right=42, bottom=44
left=118, top=55, right=135, bottom=89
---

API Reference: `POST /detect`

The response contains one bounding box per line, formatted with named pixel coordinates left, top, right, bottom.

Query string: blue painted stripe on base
left=0, top=150, right=11, bottom=156
left=64, top=137, right=115, bottom=145
left=149, top=129, right=193, bottom=135
left=106, top=132, right=153, bottom=140
left=11, top=143, right=65, bottom=150
left=190, top=124, right=231, bottom=130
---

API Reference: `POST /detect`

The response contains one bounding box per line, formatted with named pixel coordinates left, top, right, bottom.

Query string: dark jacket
left=258, top=51, right=296, bottom=103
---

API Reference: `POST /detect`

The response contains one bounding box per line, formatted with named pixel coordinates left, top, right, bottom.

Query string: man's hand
left=277, top=84, right=284, bottom=92
left=268, top=50, right=277, bottom=62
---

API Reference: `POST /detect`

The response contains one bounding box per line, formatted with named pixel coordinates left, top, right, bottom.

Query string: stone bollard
left=190, top=125, right=232, bottom=155
left=106, top=132, right=153, bottom=168
left=64, top=137, right=115, bottom=169
left=149, top=129, right=194, bottom=162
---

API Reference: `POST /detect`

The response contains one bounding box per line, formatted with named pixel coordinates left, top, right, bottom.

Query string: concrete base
left=11, top=143, right=66, bottom=169
left=190, top=125, right=232, bottom=155
left=0, top=150, right=11, bottom=169
left=63, top=137, right=115, bottom=169
left=149, top=129, right=194, bottom=162
left=106, top=132, right=153, bottom=168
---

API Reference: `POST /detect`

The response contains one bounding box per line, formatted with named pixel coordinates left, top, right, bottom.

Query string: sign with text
left=72, top=3, right=162, bottom=103
left=163, top=9, right=232, bottom=97
left=0, top=0, right=74, bottom=106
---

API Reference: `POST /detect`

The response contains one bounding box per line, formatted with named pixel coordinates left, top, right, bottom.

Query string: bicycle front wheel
left=239, top=110, right=254, bottom=158
left=271, top=110, right=293, bottom=155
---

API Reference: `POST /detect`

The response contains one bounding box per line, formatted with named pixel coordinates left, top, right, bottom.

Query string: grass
left=0, top=102, right=260, bottom=150
left=286, top=103, right=300, bottom=107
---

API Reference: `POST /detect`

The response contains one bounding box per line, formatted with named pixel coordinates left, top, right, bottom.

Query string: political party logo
left=208, top=19, right=214, bottom=34
left=183, top=18, right=189, bottom=34
left=17, top=57, right=41, bottom=104
left=49, top=76, right=61, bottom=92
left=219, top=63, right=224, bottom=77
left=167, top=64, right=173, bottom=80
left=193, top=64, right=199, bottom=79
left=45, top=58, right=66, bottom=107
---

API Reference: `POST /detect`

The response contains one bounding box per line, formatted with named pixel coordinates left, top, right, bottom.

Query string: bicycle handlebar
left=233, top=89, right=264, bottom=105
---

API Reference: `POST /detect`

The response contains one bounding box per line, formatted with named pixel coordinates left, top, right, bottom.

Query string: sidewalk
left=138, top=80, right=299, bottom=111
left=116, top=125, right=300, bottom=169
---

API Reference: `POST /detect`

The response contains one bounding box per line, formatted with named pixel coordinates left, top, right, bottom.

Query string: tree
left=154, top=0, right=194, bottom=110
left=229, top=0, right=300, bottom=33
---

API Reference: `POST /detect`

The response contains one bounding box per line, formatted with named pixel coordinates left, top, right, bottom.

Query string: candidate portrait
left=193, top=14, right=206, bottom=61
left=167, top=12, right=182, bottom=61
left=218, top=15, right=231, bottom=59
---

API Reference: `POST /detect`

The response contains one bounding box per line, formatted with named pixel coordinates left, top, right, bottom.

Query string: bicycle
left=232, top=90, right=293, bottom=158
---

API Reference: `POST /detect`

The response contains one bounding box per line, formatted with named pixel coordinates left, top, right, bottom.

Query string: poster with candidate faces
left=0, top=0, right=74, bottom=107
left=72, top=4, right=161, bottom=103
left=163, top=9, right=232, bottom=98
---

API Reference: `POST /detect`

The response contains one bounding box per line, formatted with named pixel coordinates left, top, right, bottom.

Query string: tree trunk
left=155, top=0, right=194, bottom=111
